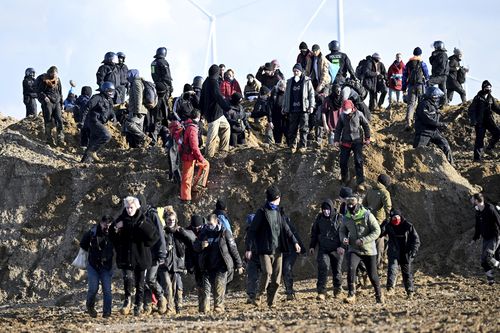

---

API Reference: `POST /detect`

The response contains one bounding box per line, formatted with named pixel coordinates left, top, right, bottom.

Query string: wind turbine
left=187, top=0, right=262, bottom=74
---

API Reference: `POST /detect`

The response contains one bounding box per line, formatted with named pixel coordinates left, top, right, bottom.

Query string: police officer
left=428, top=41, right=449, bottom=105
left=325, top=40, right=357, bottom=85
left=96, top=52, right=122, bottom=103
left=81, top=82, right=116, bottom=164
left=35, top=66, right=64, bottom=146
left=413, top=86, right=453, bottom=164
left=116, top=52, right=129, bottom=102
left=22, top=68, right=38, bottom=117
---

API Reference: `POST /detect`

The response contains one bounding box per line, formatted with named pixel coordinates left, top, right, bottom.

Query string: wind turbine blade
left=187, top=0, right=213, bottom=18
left=210, top=20, right=217, bottom=64
left=287, top=0, right=327, bottom=59
left=217, top=0, right=264, bottom=18
left=204, top=25, right=213, bottom=74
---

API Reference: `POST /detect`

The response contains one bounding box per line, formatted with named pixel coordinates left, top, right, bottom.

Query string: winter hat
left=453, top=48, right=462, bottom=56
left=47, top=66, right=58, bottom=74
left=216, top=198, right=227, bottom=211
left=293, top=63, right=303, bottom=72
left=482, top=80, right=492, bottom=89
left=81, top=86, right=92, bottom=97
left=312, top=44, right=320, bottom=52
left=342, top=99, right=355, bottom=114
left=339, top=186, right=353, bottom=199
left=264, top=62, right=274, bottom=71
left=390, top=208, right=402, bottom=217
left=230, top=92, right=243, bottom=106
left=372, top=53, right=381, bottom=60
left=247, top=73, right=255, bottom=80
left=299, top=41, right=308, bottom=50
left=208, top=64, right=220, bottom=76
left=259, top=86, right=271, bottom=96
left=183, top=83, right=194, bottom=93
left=190, top=214, right=205, bottom=228
left=377, top=174, right=391, bottom=187
left=413, top=47, right=422, bottom=56
left=266, top=184, right=281, bottom=202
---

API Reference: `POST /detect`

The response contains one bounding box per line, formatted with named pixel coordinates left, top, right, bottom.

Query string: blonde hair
left=123, top=196, right=140, bottom=208
left=164, top=205, right=177, bottom=219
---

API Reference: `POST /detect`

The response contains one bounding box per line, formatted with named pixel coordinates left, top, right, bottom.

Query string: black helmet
left=433, top=41, right=445, bottom=51
left=328, top=40, right=340, bottom=52
left=25, top=67, right=35, bottom=77
left=117, top=52, right=126, bottom=59
left=426, top=86, right=444, bottom=99
left=100, top=81, right=115, bottom=98
left=192, top=76, right=203, bottom=89
left=155, top=47, right=167, bottom=58
left=103, top=52, right=117, bottom=64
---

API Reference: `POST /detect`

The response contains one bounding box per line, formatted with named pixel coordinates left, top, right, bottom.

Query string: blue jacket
left=402, top=56, right=430, bottom=91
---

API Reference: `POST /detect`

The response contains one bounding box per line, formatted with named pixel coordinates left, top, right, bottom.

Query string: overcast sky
left=1, top=0, right=498, bottom=119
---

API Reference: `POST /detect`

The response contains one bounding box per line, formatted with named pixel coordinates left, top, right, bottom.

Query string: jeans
left=200, top=269, right=227, bottom=311
left=282, top=252, right=298, bottom=295
left=339, top=142, right=364, bottom=184
left=347, top=252, right=381, bottom=297
left=258, top=253, right=283, bottom=306
left=122, top=268, right=146, bottom=306
left=288, top=112, right=309, bottom=149
left=144, top=261, right=163, bottom=306
left=406, top=85, right=423, bottom=127
left=158, top=267, right=184, bottom=311
left=481, top=236, right=500, bottom=272
left=388, top=89, right=402, bottom=107
left=317, top=250, right=344, bottom=293
left=86, top=265, right=113, bottom=315
left=246, top=255, right=261, bottom=299
left=387, top=256, right=414, bottom=292
left=474, top=123, right=500, bottom=160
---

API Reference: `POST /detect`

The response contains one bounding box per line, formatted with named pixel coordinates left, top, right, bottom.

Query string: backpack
left=142, top=80, right=158, bottom=110
left=217, top=213, right=232, bottom=234
left=408, top=60, right=424, bottom=85
left=457, top=67, right=466, bottom=84
left=343, top=78, right=367, bottom=100
left=355, top=58, right=368, bottom=81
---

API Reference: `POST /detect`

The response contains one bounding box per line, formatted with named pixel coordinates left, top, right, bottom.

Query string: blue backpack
left=217, top=214, right=232, bottom=234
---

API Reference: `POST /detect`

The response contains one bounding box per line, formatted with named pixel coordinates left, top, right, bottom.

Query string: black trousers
left=339, top=142, right=364, bottom=184
left=288, top=112, right=309, bottom=148
left=122, top=268, right=146, bottom=306
left=387, top=256, right=414, bottom=292
left=413, top=130, right=453, bottom=163
left=446, top=78, right=466, bottom=103
left=24, top=96, right=37, bottom=117
left=246, top=255, right=261, bottom=299
left=347, top=252, right=381, bottom=297
left=41, top=100, right=63, bottom=131
left=317, top=250, right=344, bottom=293
left=87, top=120, right=111, bottom=153
left=474, top=123, right=500, bottom=160
left=282, top=252, right=298, bottom=295
left=428, top=75, right=448, bottom=104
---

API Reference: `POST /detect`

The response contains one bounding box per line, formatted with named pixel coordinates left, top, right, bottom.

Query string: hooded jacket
left=180, top=118, right=205, bottom=163
left=334, top=110, right=370, bottom=143
left=362, top=182, right=392, bottom=223
left=309, top=200, right=343, bottom=253
left=339, top=206, right=380, bottom=256
left=80, top=223, right=114, bottom=271
left=380, top=218, right=420, bottom=261
left=414, top=96, right=443, bottom=135
left=127, top=71, right=148, bottom=116
left=468, top=92, right=500, bottom=127
left=429, top=49, right=449, bottom=77
left=283, top=75, right=315, bottom=113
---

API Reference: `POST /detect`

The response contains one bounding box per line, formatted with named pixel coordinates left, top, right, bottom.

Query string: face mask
left=483, top=88, right=492, bottom=94
left=322, top=209, right=331, bottom=217
left=347, top=205, right=356, bottom=214
left=391, top=216, right=401, bottom=226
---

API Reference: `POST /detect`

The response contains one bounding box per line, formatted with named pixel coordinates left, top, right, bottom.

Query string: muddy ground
left=0, top=102, right=498, bottom=332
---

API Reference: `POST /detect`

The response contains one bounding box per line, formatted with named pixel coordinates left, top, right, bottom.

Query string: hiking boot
left=376, top=294, right=385, bottom=304
left=157, top=295, right=167, bottom=314
left=133, top=304, right=143, bottom=316
left=333, top=288, right=343, bottom=298
left=298, top=147, right=307, bottom=154
left=56, top=131, right=65, bottom=147
left=120, top=297, right=132, bottom=315
left=290, top=146, right=297, bottom=154
left=176, top=290, right=183, bottom=313
left=102, top=312, right=111, bottom=319
left=214, top=305, right=225, bottom=313
left=344, top=294, right=356, bottom=304
left=80, top=153, right=93, bottom=164
left=386, top=287, right=395, bottom=296
left=90, top=151, right=101, bottom=162
left=485, top=148, right=497, bottom=158
left=286, top=293, right=296, bottom=301
left=246, top=296, right=255, bottom=304
left=316, top=293, right=326, bottom=301
left=406, top=291, right=414, bottom=299
left=143, top=304, right=152, bottom=316
left=86, top=306, right=98, bottom=318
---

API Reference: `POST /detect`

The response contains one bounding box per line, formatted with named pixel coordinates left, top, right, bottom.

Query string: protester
left=124, top=69, right=148, bottom=148
left=220, top=69, right=242, bottom=100
left=282, top=209, right=306, bottom=300
left=363, top=53, right=387, bottom=112
left=116, top=52, right=129, bottom=102
left=386, top=53, right=405, bottom=117
left=244, top=74, right=261, bottom=100
left=447, top=48, right=468, bottom=103
left=256, top=62, right=280, bottom=90
left=296, top=42, right=313, bottom=74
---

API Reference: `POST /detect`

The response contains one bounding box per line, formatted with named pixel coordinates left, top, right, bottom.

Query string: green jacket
left=362, top=182, right=392, bottom=224
left=339, top=207, right=380, bottom=256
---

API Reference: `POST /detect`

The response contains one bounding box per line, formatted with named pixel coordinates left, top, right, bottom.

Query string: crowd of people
left=20, top=40, right=499, bottom=318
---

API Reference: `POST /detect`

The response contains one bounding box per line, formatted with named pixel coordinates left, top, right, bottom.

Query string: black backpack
left=142, top=79, right=158, bottom=110
left=408, top=60, right=424, bottom=85
left=344, top=78, right=368, bottom=100
left=355, top=58, right=368, bottom=81
left=457, top=67, right=467, bottom=84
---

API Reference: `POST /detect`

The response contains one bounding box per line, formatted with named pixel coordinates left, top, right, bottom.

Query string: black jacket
left=255, top=67, right=280, bottom=90
left=151, top=58, right=173, bottom=94
left=269, top=88, right=286, bottom=123
left=200, top=74, right=231, bottom=123
left=414, top=97, right=443, bottom=136
left=380, top=219, right=420, bottom=262
left=429, top=50, right=449, bottom=77
left=164, top=227, right=194, bottom=273
left=82, top=93, right=115, bottom=125
left=96, top=63, right=120, bottom=88
left=144, top=206, right=167, bottom=263
left=468, top=92, right=500, bottom=127
left=184, top=226, right=201, bottom=273
left=473, top=203, right=500, bottom=241
left=80, top=224, right=114, bottom=271
left=35, top=74, right=63, bottom=105
left=117, top=63, right=129, bottom=89
left=447, top=55, right=461, bottom=82
left=252, top=97, right=272, bottom=121
left=226, top=105, right=250, bottom=133
left=23, top=77, right=37, bottom=98
left=74, top=94, right=91, bottom=124
left=363, top=57, right=387, bottom=93
left=309, top=200, right=342, bottom=253
left=109, top=209, right=159, bottom=270
left=326, top=51, right=357, bottom=82
left=334, top=111, right=370, bottom=143
left=195, top=224, right=243, bottom=273
left=246, top=204, right=299, bottom=255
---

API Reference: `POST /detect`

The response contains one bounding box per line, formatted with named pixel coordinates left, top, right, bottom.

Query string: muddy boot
left=81, top=152, right=93, bottom=164
left=376, top=294, right=384, bottom=304
left=486, top=270, right=494, bottom=285
left=44, top=124, right=54, bottom=145
left=120, top=297, right=132, bottom=315
left=286, top=293, right=296, bottom=301
left=143, top=303, right=152, bottom=316
left=56, top=129, right=65, bottom=147
left=484, top=147, right=497, bottom=158
left=333, top=287, right=343, bottom=298
left=86, top=305, right=98, bottom=318
left=133, top=303, right=143, bottom=316
left=90, top=151, right=101, bottom=162
left=214, top=305, right=225, bottom=313
left=157, top=294, right=167, bottom=314
left=344, top=292, right=356, bottom=304
left=175, top=290, right=183, bottom=314
left=406, top=291, right=414, bottom=299
left=386, top=287, right=395, bottom=296
left=316, top=292, right=326, bottom=301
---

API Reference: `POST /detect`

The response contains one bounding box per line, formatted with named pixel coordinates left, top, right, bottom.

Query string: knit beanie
left=377, top=174, right=391, bottom=187
left=183, top=83, right=193, bottom=93
left=482, top=80, right=492, bottom=89
left=216, top=198, right=227, bottom=211
left=299, top=41, right=308, bottom=50
left=293, top=63, right=303, bottom=72
left=312, top=44, right=320, bottom=52
left=259, top=86, right=271, bottom=96
left=339, top=186, right=353, bottom=199
left=413, top=47, right=422, bottom=56
left=190, top=214, right=205, bottom=228
left=208, top=64, right=220, bottom=76
left=266, top=185, right=281, bottom=202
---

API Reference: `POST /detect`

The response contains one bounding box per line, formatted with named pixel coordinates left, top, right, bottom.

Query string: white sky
left=1, top=0, right=498, bottom=119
